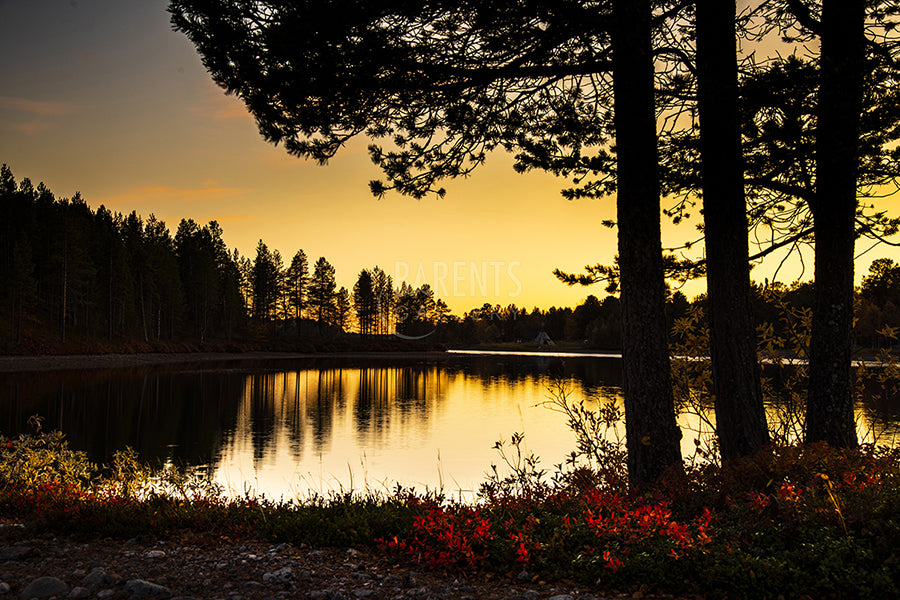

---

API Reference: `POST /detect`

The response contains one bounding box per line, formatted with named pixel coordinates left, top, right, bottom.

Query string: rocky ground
left=0, top=528, right=686, bottom=600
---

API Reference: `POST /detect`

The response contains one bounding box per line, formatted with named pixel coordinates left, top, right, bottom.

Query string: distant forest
left=2, top=164, right=899, bottom=354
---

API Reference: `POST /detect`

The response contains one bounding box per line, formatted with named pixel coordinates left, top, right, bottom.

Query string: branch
left=784, top=0, right=821, bottom=35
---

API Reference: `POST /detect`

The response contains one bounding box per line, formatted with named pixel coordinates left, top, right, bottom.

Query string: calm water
left=1, top=353, right=897, bottom=499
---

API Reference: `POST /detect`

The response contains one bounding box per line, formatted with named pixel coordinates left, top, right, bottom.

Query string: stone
left=352, top=590, right=375, bottom=598
left=124, top=579, right=172, bottom=599
left=262, top=567, right=294, bottom=583
left=549, top=595, right=575, bottom=600
left=68, top=587, right=90, bottom=599
left=82, top=567, right=111, bottom=587
left=0, top=546, right=34, bottom=560
left=0, top=582, right=10, bottom=594
left=19, top=576, right=69, bottom=599
left=97, top=591, right=115, bottom=599
left=146, top=550, right=167, bottom=558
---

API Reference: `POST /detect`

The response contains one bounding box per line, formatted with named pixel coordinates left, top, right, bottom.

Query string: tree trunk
left=695, top=0, right=769, bottom=460
left=60, top=236, right=67, bottom=344
left=806, top=0, right=865, bottom=448
left=611, top=0, right=682, bottom=487
left=139, top=272, right=148, bottom=343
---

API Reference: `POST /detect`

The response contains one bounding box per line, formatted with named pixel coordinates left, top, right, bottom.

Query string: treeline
left=4, top=164, right=900, bottom=354
left=0, top=165, right=598, bottom=352
left=1, top=165, right=244, bottom=351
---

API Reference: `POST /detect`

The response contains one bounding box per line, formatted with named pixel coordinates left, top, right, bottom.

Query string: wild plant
left=539, top=379, right=627, bottom=485
left=480, top=431, right=547, bottom=500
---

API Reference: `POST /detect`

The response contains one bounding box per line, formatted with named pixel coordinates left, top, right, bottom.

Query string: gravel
left=0, top=529, right=683, bottom=600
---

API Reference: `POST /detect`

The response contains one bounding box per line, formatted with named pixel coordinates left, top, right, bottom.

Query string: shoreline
left=0, top=350, right=459, bottom=373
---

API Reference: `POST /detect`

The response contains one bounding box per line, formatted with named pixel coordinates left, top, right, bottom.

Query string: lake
left=1, top=351, right=897, bottom=500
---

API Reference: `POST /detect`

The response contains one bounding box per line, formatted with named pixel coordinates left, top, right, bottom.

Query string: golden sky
left=1, top=0, right=896, bottom=314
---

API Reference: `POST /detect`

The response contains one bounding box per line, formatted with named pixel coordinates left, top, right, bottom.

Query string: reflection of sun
left=211, top=364, right=592, bottom=501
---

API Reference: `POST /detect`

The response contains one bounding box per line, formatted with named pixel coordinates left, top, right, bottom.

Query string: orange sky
left=1, top=0, right=896, bottom=315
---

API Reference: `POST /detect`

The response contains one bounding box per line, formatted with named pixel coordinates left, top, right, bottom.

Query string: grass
left=0, top=428, right=898, bottom=599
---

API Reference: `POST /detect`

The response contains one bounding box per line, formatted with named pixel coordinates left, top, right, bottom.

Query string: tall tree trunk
left=611, top=0, right=682, bottom=487
left=108, top=253, right=114, bottom=341
left=806, top=0, right=865, bottom=448
left=695, top=0, right=769, bottom=460
left=139, top=272, right=148, bottom=343
left=60, top=236, right=67, bottom=344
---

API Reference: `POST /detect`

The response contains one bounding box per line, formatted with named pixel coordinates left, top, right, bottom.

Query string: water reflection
left=0, top=355, right=897, bottom=499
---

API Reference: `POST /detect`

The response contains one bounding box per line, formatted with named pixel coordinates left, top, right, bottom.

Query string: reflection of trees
left=443, top=356, right=623, bottom=400
left=0, top=366, right=245, bottom=467
left=354, top=366, right=442, bottom=442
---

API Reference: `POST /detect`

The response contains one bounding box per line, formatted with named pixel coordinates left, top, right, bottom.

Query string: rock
left=146, top=550, right=167, bottom=558
left=68, top=587, right=90, bottom=599
left=309, top=592, right=329, bottom=600
left=262, top=567, right=294, bottom=583
left=97, top=591, right=115, bottom=599
left=19, top=576, right=69, bottom=599
left=0, top=582, right=9, bottom=594
left=0, top=546, right=34, bottom=560
left=124, top=579, right=172, bottom=599
left=549, top=595, right=575, bottom=600
left=352, top=590, right=375, bottom=598
left=82, top=567, right=112, bottom=587
left=241, top=582, right=263, bottom=592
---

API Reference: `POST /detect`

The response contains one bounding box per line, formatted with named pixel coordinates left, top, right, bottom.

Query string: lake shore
left=0, top=350, right=461, bottom=373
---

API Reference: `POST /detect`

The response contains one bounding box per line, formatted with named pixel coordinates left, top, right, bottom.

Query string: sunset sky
left=2, top=0, right=896, bottom=315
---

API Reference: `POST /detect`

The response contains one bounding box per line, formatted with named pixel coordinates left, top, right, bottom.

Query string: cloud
left=0, top=96, right=77, bottom=116
left=12, top=121, right=52, bottom=134
left=95, top=184, right=252, bottom=205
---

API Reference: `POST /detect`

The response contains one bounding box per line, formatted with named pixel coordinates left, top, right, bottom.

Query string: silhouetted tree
left=353, top=269, right=377, bottom=336
left=251, top=240, right=279, bottom=323
left=695, top=0, right=768, bottom=460
left=805, top=0, right=866, bottom=448
left=174, top=219, right=221, bottom=342
left=611, top=0, right=682, bottom=484
left=143, top=215, right=184, bottom=340
left=309, top=256, right=337, bottom=326
left=8, top=234, right=36, bottom=343
left=861, top=258, right=900, bottom=309
left=285, top=249, right=309, bottom=323
left=335, top=286, right=352, bottom=331
left=372, top=267, right=394, bottom=335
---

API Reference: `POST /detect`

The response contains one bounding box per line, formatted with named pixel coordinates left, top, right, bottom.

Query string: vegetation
left=0, top=423, right=897, bottom=599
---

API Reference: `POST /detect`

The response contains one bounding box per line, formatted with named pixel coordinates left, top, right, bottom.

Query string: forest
left=2, top=162, right=900, bottom=355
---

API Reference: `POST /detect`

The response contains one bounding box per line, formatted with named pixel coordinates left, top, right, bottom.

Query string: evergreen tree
left=335, top=286, right=352, bottom=331
left=251, top=240, right=279, bottom=322
left=285, top=249, right=309, bottom=322
left=308, top=256, right=337, bottom=326
left=352, top=269, right=377, bottom=336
